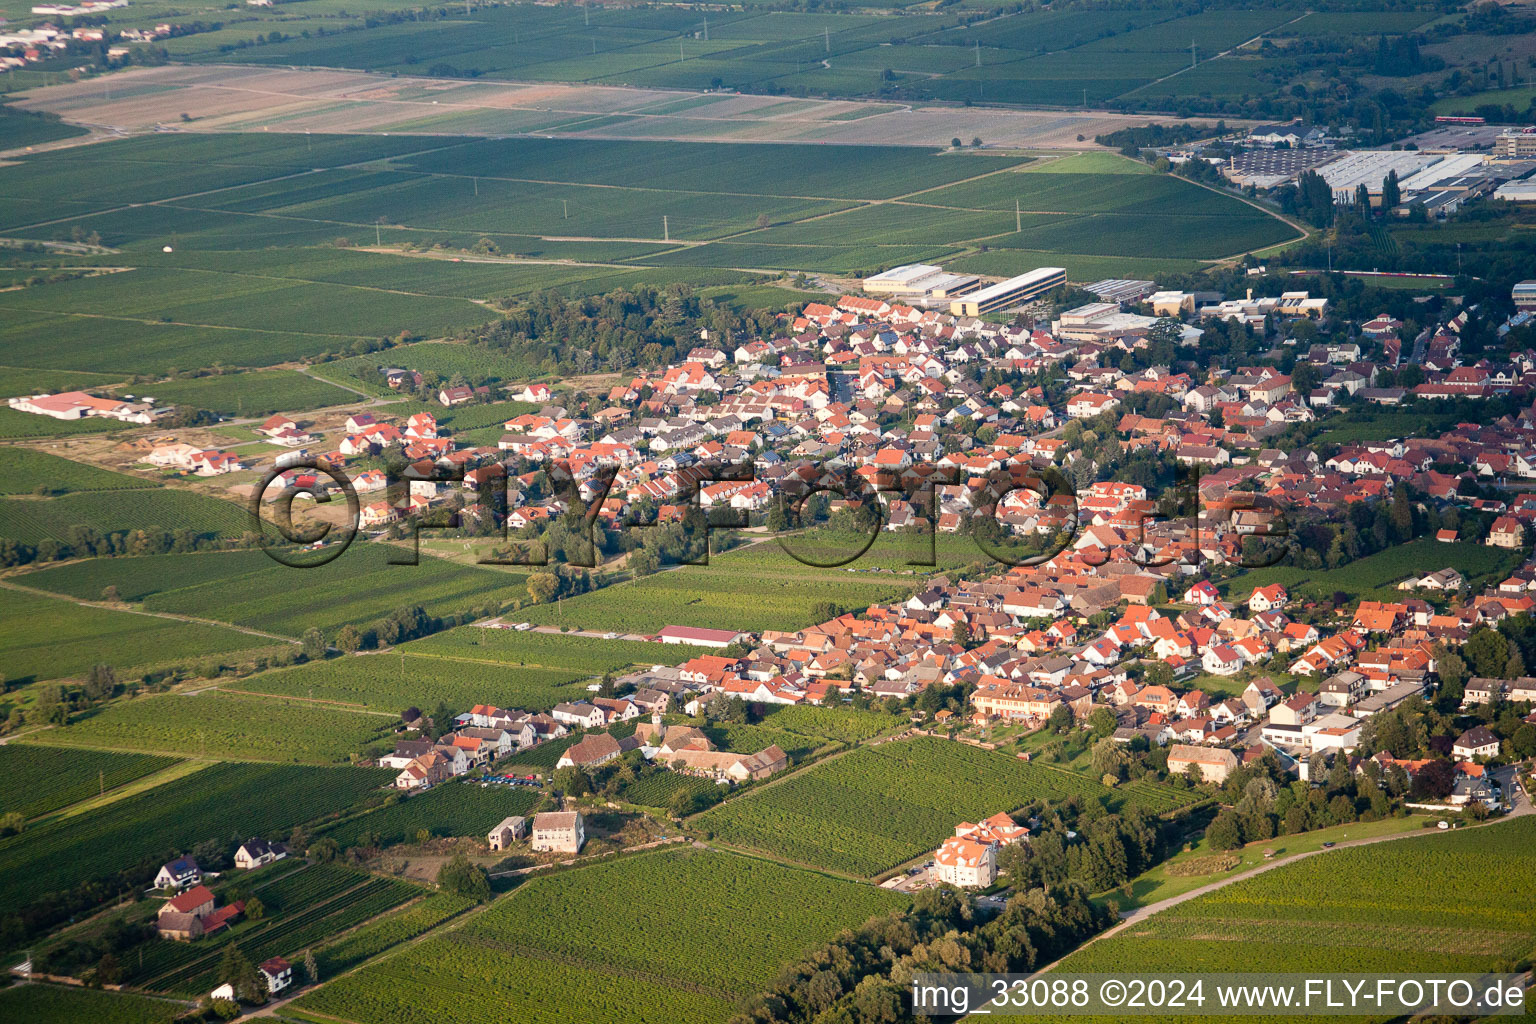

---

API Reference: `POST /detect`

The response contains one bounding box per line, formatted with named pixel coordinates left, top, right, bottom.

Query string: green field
left=518, top=538, right=951, bottom=634
left=694, top=736, right=1192, bottom=878
left=1058, top=817, right=1536, bottom=988
left=18, top=544, right=520, bottom=637
left=136, top=369, right=362, bottom=416
left=181, top=3, right=1357, bottom=113
left=314, top=891, right=477, bottom=977
left=0, top=746, right=179, bottom=819
left=26, top=690, right=397, bottom=762
left=0, top=761, right=391, bottom=915
left=323, top=780, right=542, bottom=848
left=229, top=651, right=590, bottom=715
left=0, top=448, right=153, bottom=496
left=0, top=984, right=183, bottom=1024
left=296, top=846, right=907, bottom=1024
left=1224, top=538, right=1521, bottom=606
left=0, top=587, right=284, bottom=683
left=0, top=132, right=1293, bottom=347
left=0, top=488, right=255, bottom=546
left=130, top=861, right=421, bottom=995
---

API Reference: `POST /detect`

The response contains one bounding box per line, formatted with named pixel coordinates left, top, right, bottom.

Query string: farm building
left=654, top=625, right=748, bottom=648
left=487, top=816, right=526, bottom=851
left=530, top=811, right=585, bottom=854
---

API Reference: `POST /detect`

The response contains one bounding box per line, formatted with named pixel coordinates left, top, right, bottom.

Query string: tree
left=527, top=572, right=560, bottom=604
left=83, top=663, right=116, bottom=701
left=1437, top=647, right=1468, bottom=699
left=309, top=837, right=339, bottom=863
left=96, top=952, right=122, bottom=986
left=336, top=624, right=363, bottom=653
left=304, top=948, right=319, bottom=983
left=101, top=584, right=120, bottom=603
left=1381, top=168, right=1401, bottom=209
left=1142, top=661, right=1173, bottom=689
left=218, top=944, right=266, bottom=1003
left=301, top=627, right=327, bottom=660
left=1411, top=759, right=1456, bottom=800
left=1046, top=704, right=1073, bottom=734
left=244, top=895, right=265, bottom=921
left=1090, top=737, right=1127, bottom=781
left=1206, top=810, right=1245, bottom=851
left=1088, top=706, right=1117, bottom=739
left=1464, top=628, right=1509, bottom=679
left=667, top=786, right=697, bottom=818
left=437, top=851, right=491, bottom=901
left=553, top=766, right=591, bottom=797
left=951, top=137, right=963, bottom=148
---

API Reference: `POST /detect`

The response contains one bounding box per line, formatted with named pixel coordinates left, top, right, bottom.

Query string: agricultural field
left=517, top=539, right=942, bottom=634
left=1224, top=539, right=1522, bottom=606
left=0, top=761, right=391, bottom=915
left=0, top=487, right=255, bottom=546
left=26, top=690, right=398, bottom=763
left=322, top=781, right=542, bottom=848
left=0, top=984, right=183, bottom=1024
left=296, top=847, right=907, bottom=1024
left=171, top=2, right=1370, bottom=113
left=619, top=769, right=720, bottom=809
left=0, top=587, right=283, bottom=684
left=1058, top=817, right=1536, bottom=985
left=131, top=862, right=421, bottom=994
left=0, top=448, right=153, bottom=496
left=314, top=891, right=477, bottom=976
left=694, top=736, right=1191, bottom=878
left=230, top=651, right=588, bottom=715
left=0, top=746, right=179, bottom=820
left=19, top=543, right=519, bottom=637
left=0, top=130, right=1288, bottom=323
left=406, top=625, right=701, bottom=677
left=133, top=369, right=362, bottom=416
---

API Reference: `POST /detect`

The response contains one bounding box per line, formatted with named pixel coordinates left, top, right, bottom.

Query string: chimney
left=1246, top=288, right=1253, bottom=301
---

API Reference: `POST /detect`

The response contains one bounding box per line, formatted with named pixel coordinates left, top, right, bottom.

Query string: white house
left=154, top=856, right=201, bottom=891
left=234, top=839, right=287, bottom=870
left=933, top=836, right=996, bottom=888
left=551, top=702, right=605, bottom=730
left=1452, top=726, right=1500, bottom=760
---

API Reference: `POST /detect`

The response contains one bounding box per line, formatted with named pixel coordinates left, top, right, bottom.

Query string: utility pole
left=663, top=214, right=669, bottom=242
left=1083, top=87, right=1087, bottom=107
left=100, top=770, right=104, bottom=798
left=1191, top=41, right=1197, bottom=69
left=473, top=176, right=478, bottom=196
left=562, top=198, right=569, bottom=219
left=376, top=221, right=382, bottom=246
left=584, top=0, right=589, bottom=26
left=1015, top=198, right=1021, bottom=233
left=975, top=41, right=981, bottom=67
left=824, top=27, right=830, bottom=53
left=702, top=14, right=708, bottom=41
left=680, top=40, right=684, bottom=61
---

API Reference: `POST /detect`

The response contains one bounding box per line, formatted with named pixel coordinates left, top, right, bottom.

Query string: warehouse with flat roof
left=862, top=263, right=980, bottom=304
left=949, top=267, right=1066, bottom=317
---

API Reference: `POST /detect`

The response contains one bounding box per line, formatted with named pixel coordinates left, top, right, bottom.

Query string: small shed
left=487, top=815, right=526, bottom=851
